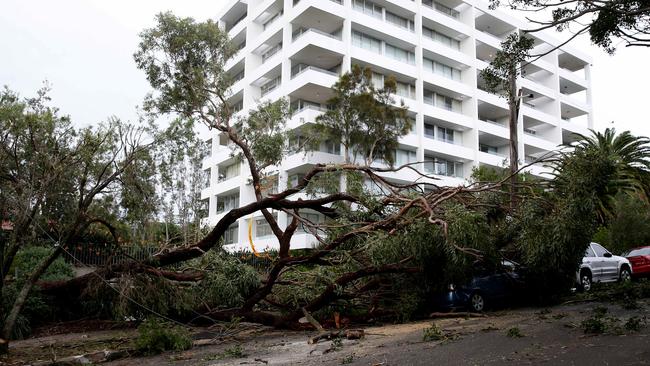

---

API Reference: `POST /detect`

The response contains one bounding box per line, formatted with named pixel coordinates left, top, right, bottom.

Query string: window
left=423, top=27, right=460, bottom=49
left=260, top=76, right=281, bottom=96
left=262, top=43, right=282, bottom=62
left=584, top=247, right=596, bottom=258
left=290, top=99, right=321, bottom=113
left=232, top=100, right=243, bottom=113
left=232, top=69, right=245, bottom=83
left=424, top=124, right=435, bottom=138
left=298, top=212, right=321, bottom=232
left=395, top=149, right=417, bottom=166
left=219, top=162, right=240, bottom=182
left=424, top=157, right=462, bottom=177
left=288, top=173, right=305, bottom=188
left=423, top=0, right=460, bottom=18
left=262, top=10, right=282, bottom=30
left=261, top=175, right=279, bottom=196
left=216, top=193, right=240, bottom=213
left=386, top=11, right=413, bottom=31
left=385, top=44, right=415, bottom=64
left=479, top=144, right=498, bottom=154
left=324, top=140, right=341, bottom=155
left=396, top=82, right=416, bottom=99
left=437, top=94, right=459, bottom=111
left=224, top=224, right=238, bottom=245
left=371, top=72, right=384, bottom=89
left=437, top=126, right=454, bottom=143
left=424, top=58, right=461, bottom=80
left=424, top=90, right=461, bottom=112
left=255, top=215, right=277, bottom=237
left=592, top=243, right=610, bottom=257
left=353, top=0, right=383, bottom=19
left=352, top=31, right=381, bottom=54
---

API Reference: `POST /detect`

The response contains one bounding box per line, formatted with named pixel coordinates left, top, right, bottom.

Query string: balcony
left=292, top=27, right=342, bottom=42
left=423, top=0, right=460, bottom=19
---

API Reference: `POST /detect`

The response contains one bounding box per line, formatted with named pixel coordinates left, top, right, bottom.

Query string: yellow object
left=248, top=216, right=271, bottom=259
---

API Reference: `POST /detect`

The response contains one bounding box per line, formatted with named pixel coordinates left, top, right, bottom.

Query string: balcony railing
left=479, top=118, right=506, bottom=127
left=291, top=103, right=328, bottom=117
left=292, top=27, right=342, bottom=41
left=423, top=0, right=460, bottom=19
left=291, top=64, right=339, bottom=79
left=262, top=45, right=282, bottom=63
left=227, top=13, right=247, bottom=32
left=524, top=128, right=537, bottom=136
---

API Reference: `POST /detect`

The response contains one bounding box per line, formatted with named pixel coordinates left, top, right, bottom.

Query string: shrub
left=135, top=318, right=192, bottom=355
left=506, top=327, right=524, bottom=338
left=422, top=323, right=444, bottom=342
left=1, top=246, right=75, bottom=339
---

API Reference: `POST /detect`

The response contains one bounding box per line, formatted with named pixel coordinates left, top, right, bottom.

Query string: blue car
left=433, top=261, right=524, bottom=312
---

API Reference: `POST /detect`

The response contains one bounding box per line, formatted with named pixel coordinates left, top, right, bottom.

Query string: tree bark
left=508, top=70, right=520, bottom=210
left=1, top=246, right=63, bottom=347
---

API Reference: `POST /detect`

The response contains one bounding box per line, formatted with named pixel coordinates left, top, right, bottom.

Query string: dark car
left=623, top=246, right=650, bottom=279
left=433, top=261, right=525, bottom=312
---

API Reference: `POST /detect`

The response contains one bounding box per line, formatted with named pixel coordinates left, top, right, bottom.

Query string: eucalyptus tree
left=0, top=85, right=193, bottom=351
left=43, top=12, right=513, bottom=331
left=490, top=0, right=650, bottom=53
left=480, top=33, right=535, bottom=207
left=310, top=65, right=411, bottom=166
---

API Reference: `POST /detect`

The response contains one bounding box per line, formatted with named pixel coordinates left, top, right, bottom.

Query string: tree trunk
left=508, top=70, right=519, bottom=210
left=1, top=246, right=63, bottom=345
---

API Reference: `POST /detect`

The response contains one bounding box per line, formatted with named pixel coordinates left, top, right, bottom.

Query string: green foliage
left=489, top=0, right=650, bottom=53
left=134, top=12, right=235, bottom=118
left=624, top=316, right=647, bottom=332
left=1, top=247, right=74, bottom=339
left=422, top=323, right=457, bottom=342
left=592, top=195, right=650, bottom=255
left=190, top=250, right=261, bottom=310
left=581, top=310, right=608, bottom=334
left=233, top=100, right=291, bottom=170
left=135, top=318, right=192, bottom=355
left=506, top=327, right=524, bottom=338
left=555, top=128, right=650, bottom=223
left=11, top=246, right=74, bottom=283
left=480, top=33, right=534, bottom=101
left=308, top=64, right=411, bottom=165
left=85, top=250, right=260, bottom=320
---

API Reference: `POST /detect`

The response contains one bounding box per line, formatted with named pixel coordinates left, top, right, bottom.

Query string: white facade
left=204, top=0, right=594, bottom=252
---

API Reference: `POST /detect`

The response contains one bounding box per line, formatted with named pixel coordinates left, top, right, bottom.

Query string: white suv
left=577, top=242, right=633, bottom=291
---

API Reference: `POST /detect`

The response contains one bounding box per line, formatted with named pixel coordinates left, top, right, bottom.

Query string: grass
left=341, top=354, right=354, bottom=364
left=422, top=323, right=458, bottom=343
left=506, top=327, right=524, bottom=338
left=201, top=344, right=246, bottom=361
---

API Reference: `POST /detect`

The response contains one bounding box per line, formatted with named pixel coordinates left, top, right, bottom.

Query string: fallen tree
left=35, top=13, right=519, bottom=331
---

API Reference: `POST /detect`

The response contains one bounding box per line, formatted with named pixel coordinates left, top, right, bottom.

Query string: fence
left=62, top=243, right=157, bottom=267
left=63, top=244, right=276, bottom=273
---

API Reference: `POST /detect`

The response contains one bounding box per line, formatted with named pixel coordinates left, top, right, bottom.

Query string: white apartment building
left=203, top=0, right=594, bottom=252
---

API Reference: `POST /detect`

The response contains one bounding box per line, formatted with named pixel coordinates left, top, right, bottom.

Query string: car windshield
left=623, top=247, right=650, bottom=256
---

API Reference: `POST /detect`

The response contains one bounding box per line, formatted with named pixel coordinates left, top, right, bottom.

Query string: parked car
left=577, top=242, right=632, bottom=291
left=622, top=246, right=650, bottom=279
left=433, top=261, right=525, bottom=312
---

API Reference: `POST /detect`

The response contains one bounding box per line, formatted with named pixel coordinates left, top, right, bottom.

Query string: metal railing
left=291, top=64, right=339, bottom=79
left=63, top=243, right=158, bottom=267
left=292, top=27, right=342, bottom=41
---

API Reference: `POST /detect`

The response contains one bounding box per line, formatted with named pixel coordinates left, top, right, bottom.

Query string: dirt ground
left=3, top=299, right=650, bottom=366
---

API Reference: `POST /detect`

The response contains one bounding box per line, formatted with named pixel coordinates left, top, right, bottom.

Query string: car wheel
left=620, top=267, right=632, bottom=282
left=580, top=271, right=592, bottom=292
left=470, top=292, right=485, bottom=312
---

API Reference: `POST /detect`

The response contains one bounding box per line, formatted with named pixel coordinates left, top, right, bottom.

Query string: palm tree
left=553, top=128, right=650, bottom=223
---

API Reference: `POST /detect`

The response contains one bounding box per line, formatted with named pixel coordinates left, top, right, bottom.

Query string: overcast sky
left=0, top=0, right=648, bottom=136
